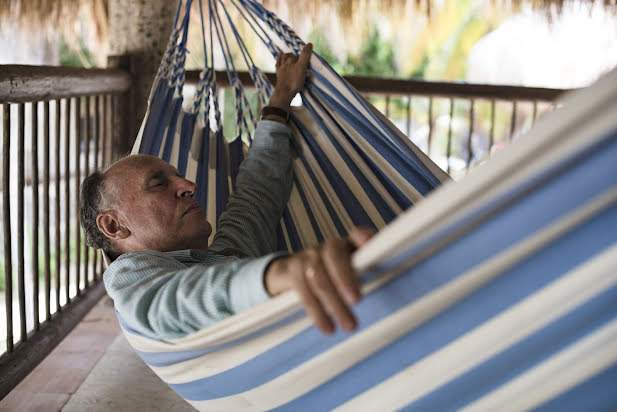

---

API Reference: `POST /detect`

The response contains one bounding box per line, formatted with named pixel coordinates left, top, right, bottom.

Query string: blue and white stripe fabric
left=125, top=64, right=617, bottom=410
left=126, top=0, right=617, bottom=409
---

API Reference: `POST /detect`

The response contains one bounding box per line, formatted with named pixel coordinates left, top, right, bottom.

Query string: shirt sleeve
left=209, top=120, right=294, bottom=257
left=104, top=250, right=285, bottom=339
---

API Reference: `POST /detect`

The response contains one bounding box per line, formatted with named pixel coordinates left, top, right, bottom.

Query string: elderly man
left=79, top=43, right=371, bottom=340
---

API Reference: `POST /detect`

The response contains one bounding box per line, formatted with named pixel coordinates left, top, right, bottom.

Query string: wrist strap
left=260, top=106, right=290, bottom=122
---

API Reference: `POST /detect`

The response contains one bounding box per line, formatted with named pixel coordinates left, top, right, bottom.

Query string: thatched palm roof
left=2, top=0, right=615, bottom=41
left=1, top=0, right=615, bottom=67
left=0, top=0, right=108, bottom=45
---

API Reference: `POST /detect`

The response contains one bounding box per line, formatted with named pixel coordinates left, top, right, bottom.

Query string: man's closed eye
left=148, top=180, right=166, bottom=189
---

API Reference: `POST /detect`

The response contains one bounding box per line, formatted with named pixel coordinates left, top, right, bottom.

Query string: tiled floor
left=0, top=294, right=194, bottom=412
left=0, top=296, right=120, bottom=411
left=62, top=334, right=195, bottom=412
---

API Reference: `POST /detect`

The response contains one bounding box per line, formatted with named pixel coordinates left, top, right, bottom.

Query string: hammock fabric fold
left=123, top=1, right=617, bottom=410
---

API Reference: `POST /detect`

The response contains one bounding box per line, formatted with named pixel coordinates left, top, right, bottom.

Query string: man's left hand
left=268, top=43, right=313, bottom=110
left=264, top=227, right=374, bottom=335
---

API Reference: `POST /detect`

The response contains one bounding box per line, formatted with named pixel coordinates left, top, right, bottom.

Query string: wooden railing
left=186, top=70, right=570, bottom=179
left=350, top=76, right=569, bottom=179
left=0, top=65, right=131, bottom=398
left=0, top=64, right=567, bottom=399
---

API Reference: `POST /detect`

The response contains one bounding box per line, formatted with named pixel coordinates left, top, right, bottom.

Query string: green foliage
left=59, top=37, right=96, bottom=68
left=308, top=30, right=344, bottom=72
left=411, top=54, right=430, bottom=79
left=310, top=27, right=397, bottom=77
left=346, top=28, right=397, bottom=77
left=0, top=227, right=93, bottom=292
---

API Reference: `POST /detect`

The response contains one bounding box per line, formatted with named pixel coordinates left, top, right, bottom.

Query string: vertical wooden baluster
left=101, top=94, right=112, bottom=277
left=105, top=94, right=113, bottom=165
left=446, top=98, right=454, bottom=175
left=64, top=98, right=71, bottom=304
left=83, top=97, right=90, bottom=287
left=43, top=101, right=51, bottom=321
left=405, top=95, right=412, bottom=138
left=489, top=99, right=496, bottom=156
left=31, top=102, right=40, bottom=330
left=385, top=95, right=391, bottom=118
left=105, top=93, right=112, bottom=266
left=509, top=100, right=517, bottom=141
left=427, top=97, right=433, bottom=157
left=17, top=103, right=26, bottom=342
left=92, top=95, right=101, bottom=280
left=74, top=98, right=81, bottom=296
left=54, top=100, right=61, bottom=312
left=466, top=100, right=475, bottom=173
left=3, top=104, right=14, bottom=352
left=532, top=100, right=538, bottom=125
left=91, top=98, right=98, bottom=282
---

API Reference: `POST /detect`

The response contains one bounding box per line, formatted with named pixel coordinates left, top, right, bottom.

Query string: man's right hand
left=264, top=228, right=373, bottom=335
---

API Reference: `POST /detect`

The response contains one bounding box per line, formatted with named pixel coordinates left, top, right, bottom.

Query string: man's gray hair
left=79, top=171, right=115, bottom=256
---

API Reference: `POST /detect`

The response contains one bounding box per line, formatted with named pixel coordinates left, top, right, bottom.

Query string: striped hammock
left=123, top=0, right=617, bottom=410
left=131, top=0, right=448, bottom=252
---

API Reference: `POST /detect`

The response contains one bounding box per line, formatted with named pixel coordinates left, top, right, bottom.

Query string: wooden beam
left=341, top=75, right=570, bottom=101
left=0, top=65, right=568, bottom=105
left=185, top=70, right=570, bottom=102
left=0, top=66, right=131, bottom=104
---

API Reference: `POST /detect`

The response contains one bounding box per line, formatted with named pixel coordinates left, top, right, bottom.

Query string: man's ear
left=96, top=211, right=130, bottom=241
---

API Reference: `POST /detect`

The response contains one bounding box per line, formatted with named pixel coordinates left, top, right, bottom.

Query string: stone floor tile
left=0, top=389, right=30, bottom=411
left=62, top=334, right=196, bottom=412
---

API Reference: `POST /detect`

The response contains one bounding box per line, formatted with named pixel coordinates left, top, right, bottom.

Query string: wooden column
left=106, top=55, right=135, bottom=159
left=107, top=0, right=176, bottom=153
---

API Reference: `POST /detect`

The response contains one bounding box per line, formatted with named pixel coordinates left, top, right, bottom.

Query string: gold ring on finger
left=305, top=264, right=316, bottom=280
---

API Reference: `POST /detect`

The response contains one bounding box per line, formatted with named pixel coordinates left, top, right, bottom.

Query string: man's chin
left=195, top=220, right=213, bottom=243
left=180, top=217, right=211, bottom=240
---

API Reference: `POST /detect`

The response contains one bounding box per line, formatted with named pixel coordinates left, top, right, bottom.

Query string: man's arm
left=104, top=250, right=274, bottom=339
left=208, top=120, right=293, bottom=256
left=105, top=227, right=373, bottom=340
left=210, top=44, right=313, bottom=257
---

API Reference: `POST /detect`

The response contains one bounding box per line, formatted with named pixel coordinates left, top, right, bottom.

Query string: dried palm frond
left=1, top=0, right=615, bottom=66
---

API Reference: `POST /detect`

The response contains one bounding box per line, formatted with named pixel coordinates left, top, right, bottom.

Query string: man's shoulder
left=104, top=249, right=228, bottom=277
left=111, top=249, right=186, bottom=267
left=103, top=250, right=187, bottom=286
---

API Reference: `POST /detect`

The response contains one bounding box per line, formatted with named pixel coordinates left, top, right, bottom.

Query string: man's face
left=104, top=154, right=212, bottom=253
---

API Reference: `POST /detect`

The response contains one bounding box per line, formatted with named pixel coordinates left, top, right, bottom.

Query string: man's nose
left=175, top=177, right=197, bottom=197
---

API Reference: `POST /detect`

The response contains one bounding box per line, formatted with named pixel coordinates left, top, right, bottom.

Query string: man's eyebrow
left=144, top=169, right=165, bottom=185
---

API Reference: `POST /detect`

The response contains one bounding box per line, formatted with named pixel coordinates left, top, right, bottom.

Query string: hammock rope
left=122, top=0, right=617, bottom=410
left=133, top=0, right=447, bottom=249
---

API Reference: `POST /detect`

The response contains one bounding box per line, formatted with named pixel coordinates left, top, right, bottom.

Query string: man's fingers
left=321, top=240, right=361, bottom=306
left=305, top=259, right=357, bottom=332
left=298, top=43, right=313, bottom=68
left=282, top=52, right=297, bottom=63
left=294, top=268, right=335, bottom=334
left=349, top=227, right=375, bottom=248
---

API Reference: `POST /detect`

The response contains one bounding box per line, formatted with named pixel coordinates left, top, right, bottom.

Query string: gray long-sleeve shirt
left=104, top=120, right=293, bottom=339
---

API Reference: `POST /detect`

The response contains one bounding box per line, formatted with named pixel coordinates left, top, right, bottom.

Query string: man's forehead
left=106, top=155, right=177, bottom=182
